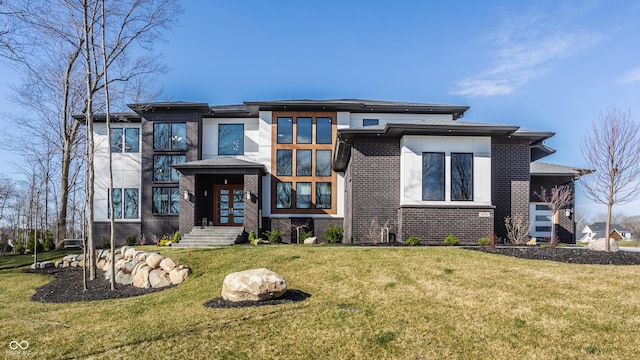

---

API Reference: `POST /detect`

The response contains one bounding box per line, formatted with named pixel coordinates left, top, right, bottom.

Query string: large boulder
left=169, top=265, right=190, bottom=285
left=160, top=258, right=176, bottom=273
left=145, top=253, right=164, bottom=269
left=132, top=265, right=152, bottom=289
left=221, top=268, right=287, bottom=302
left=588, top=238, right=619, bottom=252
left=149, top=269, right=171, bottom=288
left=124, top=247, right=137, bottom=260
left=115, top=270, right=133, bottom=285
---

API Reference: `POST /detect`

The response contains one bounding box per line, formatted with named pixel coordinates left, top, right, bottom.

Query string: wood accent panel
left=271, top=111, right=337, bottom=214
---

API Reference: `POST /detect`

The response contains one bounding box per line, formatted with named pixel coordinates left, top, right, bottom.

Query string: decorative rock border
left=45, top=246, right=191, bottom=289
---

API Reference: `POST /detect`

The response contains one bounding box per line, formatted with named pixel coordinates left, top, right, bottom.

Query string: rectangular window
left=316, top=182, right=331, bottom=208
left=296, top=150, right=312, bottom=176
left=218, top=124, right=244, bottom=155
left=535, top=215, right=551, bottom=221
left=316, top=117, right=332, bottom=144
left=296, top=117, right=312, bottom=144
left=316, top=150, right=332, bottom=176
left=296, top=182, right=312, bottom=209
left=110, top=128, right=123, bottom=153
left=536, top=226, right=551, bottom=232
left=422, top=152, right=445, bottom=201
left=276, top=150, right=292, bottom=176
left=152, top=187, right=180, bottom=214
left=536, top=204, right=550, bottom=210
left=108, top=188, right=139, bottom=219
left=154, top=155, right=185, bottom=182
left=123, top=188, right=139, bottom=219
left=154, top=123, right=186, bottom=150
left=108, top=189, right=122, bottom=219
left=277, top=117, right=293, bottom=144
left=363, top=119, right=379, bottom=127
left=276, top=182, right=292, bottom=209
left=451, top=153, right=473, bottom=201
left=124, top=128, right=140, bottom=152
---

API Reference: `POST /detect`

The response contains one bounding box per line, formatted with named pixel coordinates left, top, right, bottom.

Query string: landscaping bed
left=467, top=246, right=640, bottom=265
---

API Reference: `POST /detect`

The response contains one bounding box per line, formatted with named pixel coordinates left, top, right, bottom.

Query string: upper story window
left=363, top=119, right=379, bottom=127
left=110, top=127, right=140, bottom=153
left=277, top=117, right=293, bottom=144
left=272, top=112, right=336, bottom=214
left=218, top=124, right=244, bottom=155
left=154, top=123, right=186, bottom=150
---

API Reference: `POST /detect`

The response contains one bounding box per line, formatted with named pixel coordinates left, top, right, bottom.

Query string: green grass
left=2, top=245, right=640, bottom=359
left=0, top=250, right=76, bottom=270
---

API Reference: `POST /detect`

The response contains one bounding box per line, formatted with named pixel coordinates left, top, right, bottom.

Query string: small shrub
left=125, top=235, right=137, bottom=246
left=300, top=229, right=313, bottom=242
left=100, top=239, right=110, bottom=249
left=405, top=236, right=420, bottom=246
left=326, top=225, right=343, bottom=244
left=27, top=232, right=44, bottom=253
left=444, top=235, right=459, bottom=246
left=14, top=239, right=25, bottom=254
left=248, top=230, right=257, bottom=241
left=263, top=229, right=283, bottom=244
left=477, top=237, right=490, bottom=246
left=173, top=231, right=181, bottom=243
left=158, top=234, right=171, bottom=246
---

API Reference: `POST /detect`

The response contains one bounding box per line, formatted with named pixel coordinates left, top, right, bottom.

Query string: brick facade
left=398, top=206, right=494, bottom=245
left=491, top=138, right=531, bottom=240
left=93, top=222, right=142, bottom=246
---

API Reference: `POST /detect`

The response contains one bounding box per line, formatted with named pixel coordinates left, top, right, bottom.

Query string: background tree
left=535, top=185, right=572, bottom=246
left=581, top=107, right=640, bottom=251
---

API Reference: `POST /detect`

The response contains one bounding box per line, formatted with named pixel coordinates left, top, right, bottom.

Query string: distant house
left=89, top=99, right=591, bottom=245
left=580, top=223, right=632, bottom=242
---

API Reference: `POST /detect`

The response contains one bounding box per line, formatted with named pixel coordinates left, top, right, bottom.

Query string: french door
left=213, top=185, right=245, bottom=226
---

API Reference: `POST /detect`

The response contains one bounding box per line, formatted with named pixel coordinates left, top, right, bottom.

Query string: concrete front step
left=173, top=226, right=244, bottom=247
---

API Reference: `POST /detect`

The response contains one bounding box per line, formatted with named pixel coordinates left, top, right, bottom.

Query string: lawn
left=2, top=246, right=640, bottom=359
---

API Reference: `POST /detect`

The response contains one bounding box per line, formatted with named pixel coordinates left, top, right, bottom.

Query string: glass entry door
left=213, top=185, right=245, bottom=226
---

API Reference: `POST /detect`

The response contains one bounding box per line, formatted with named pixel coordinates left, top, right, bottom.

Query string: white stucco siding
left=400, top=136, right=491, bottom=206
left=349, top=113, right=453, bottom=127
left=93, top=123, right=142, bottom=222
left=202, top=117, right=260, bottom=163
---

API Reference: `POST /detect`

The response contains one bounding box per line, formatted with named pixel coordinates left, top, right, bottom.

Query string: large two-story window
left=153, top=122, right=186, bottom=215
left=110, top=127, right=140, bottom=153
left=218, top=124, right=244, bottom=155
left=422, top=152, right=473, bottom=201
left=154, top=123, right=186, bottom=150
left=272, top=112, right=336, bottom=213
left=108, top=188, right=139, bottom=219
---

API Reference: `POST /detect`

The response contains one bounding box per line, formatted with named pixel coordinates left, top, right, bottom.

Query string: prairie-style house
left=91, top=99, right=587, bottom=245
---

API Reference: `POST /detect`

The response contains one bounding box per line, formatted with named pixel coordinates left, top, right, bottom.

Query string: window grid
left=271, top=112, right=336, bottom=214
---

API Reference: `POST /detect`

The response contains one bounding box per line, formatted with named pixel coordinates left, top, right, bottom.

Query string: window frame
left=422, top=152, right=445, bottom=201
left=153, top=123, right=187, bottom=150
left=363, top=119, right=379, bottom=127
left=271, top=112, right=337, bottom=214
left=108, top=188, right=139, bottom=220
left=152, top=187, right=180, bottom=215
left=450, top=152, right=473, bottom=201
left=218, top=123, right=244, bottom=155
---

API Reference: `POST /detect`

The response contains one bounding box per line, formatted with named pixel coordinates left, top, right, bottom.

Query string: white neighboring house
left=580, top=222, right=632, bottom=242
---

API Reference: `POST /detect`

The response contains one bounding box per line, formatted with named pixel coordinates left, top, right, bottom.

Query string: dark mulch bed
left=203, top=290, right=311, bottom=309
left=27, top=267, right=173, bottom=303
left=466, top=246, right=640, bottom=265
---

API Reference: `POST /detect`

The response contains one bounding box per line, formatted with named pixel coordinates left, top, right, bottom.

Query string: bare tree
left=504, top=215, right=530, bottom=244
left=581, top=107, right=640, bottom=251
left=535, top=185, right=572, bottom=246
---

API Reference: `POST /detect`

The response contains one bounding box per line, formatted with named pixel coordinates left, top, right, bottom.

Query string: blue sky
left=1, top=0, right=640, bottom=218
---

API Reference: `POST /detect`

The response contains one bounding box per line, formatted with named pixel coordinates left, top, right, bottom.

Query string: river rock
left=160, top=258, right=176, bottom=273
left=149, top=269, right=171, bottom=288
left=115, top=270, right=133, bottom=285
left=169, top=265, right=190, bottom=285
left=132, top=265, right=151, bottom=288
left=221, top=268, right=287, bottom=302
left=588, top=238, right=619, bottom=252
left=146, top=253, right=163, bottom=269
left=124, top=247, right=137, bottom=260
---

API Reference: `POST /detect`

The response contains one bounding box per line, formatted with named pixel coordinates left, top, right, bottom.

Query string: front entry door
left=213, top=185, right=245, bottom=226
